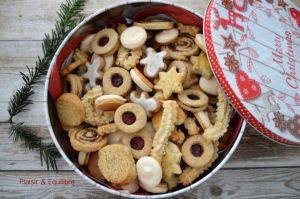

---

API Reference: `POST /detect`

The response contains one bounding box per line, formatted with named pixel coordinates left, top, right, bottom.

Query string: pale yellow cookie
left=154, top=67, right=185, bottom=99
left=151, top=101, right=178, bottom=162
left=184, top=117, right=201, bottom=135
left=134, top=21, right=174, bottom=30
left=116, top=46, right=143, bottom=70
left=203, top=88, right=231, bottom=141
left=190, top=52, right=212, bottom=79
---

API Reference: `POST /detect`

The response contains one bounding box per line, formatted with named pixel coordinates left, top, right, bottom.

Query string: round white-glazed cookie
left=136, top=156, right=162, bottom=188
left=120, top=26, right=147, bottom=50
left=199, top=76, right=218, bottom=96
left=155, top=28, right=179, bottom=44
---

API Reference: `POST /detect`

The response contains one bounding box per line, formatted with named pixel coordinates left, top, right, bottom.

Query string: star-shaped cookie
left=154, top=67, right=185, bottom=99
left=221, top=33, right=240, bottom=54
left=141, top=47, right=167, bottom=78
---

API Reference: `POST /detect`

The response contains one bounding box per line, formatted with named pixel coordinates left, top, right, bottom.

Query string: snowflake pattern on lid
left=272, top=111, right=286, bottom=131
left=221, top=33, right=240, bottom=54
left=224, top=53, right=239, bottom=73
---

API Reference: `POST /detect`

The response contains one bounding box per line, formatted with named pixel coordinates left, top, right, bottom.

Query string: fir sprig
left=7, top=0, right=86, bottom=170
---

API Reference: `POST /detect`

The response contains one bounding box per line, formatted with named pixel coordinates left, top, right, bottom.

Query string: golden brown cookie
left=122, top=128, right=152, bottom=159
left=177, top=23, right=201, bottom=36
left=203, top=88, right=231, bottom=141
left=114, top=103, right=147, bottom=134
left=95, top=95, right=126, bottom=111
left=116, top=46, right=143, bottom=70
left=178, top=142, right=218, bottom=186
left=97, top=123, right=118, bottom=136
left=88, top=151, right=105, bottom=180
left=55, top=93, right=85, bottom=127
left=91, top=28, right=120, bottom=56
left=134, top=21, right=174, bottom=30
left=169, top=129, right=185, bottom=145
left=103, top=67, right=132, bottom=96
left=70, top=127, right=107, bottom=152
left=181, top=135, right=214, bottom=167
left=98, top=144, right=137, bottom=185
left=152, top=106, right=186, bottom=131
left=81, top=86, right=114, bottom=126
left=178, top=89, right=209, bottom=108
left=61, top=49, right=89, bottom=76
left=151, top=101, right=178, bottom=162
left=184, top=117, right=201, bottom=135
left=63, top=74, right=84, bottom=97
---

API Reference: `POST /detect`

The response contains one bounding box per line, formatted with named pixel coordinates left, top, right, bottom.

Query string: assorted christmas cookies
left=56, top=19, right=232, bottom=194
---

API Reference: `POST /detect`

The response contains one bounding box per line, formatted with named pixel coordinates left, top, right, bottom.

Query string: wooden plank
left=1, top=123, right=300, bottom=170
left=0, top=0, right=209, bottom=41
left=0, top=168, right=299, bottom=198
left=0, top=41, right=43, bottom=71
left=0, top=124, right=72, bottom=171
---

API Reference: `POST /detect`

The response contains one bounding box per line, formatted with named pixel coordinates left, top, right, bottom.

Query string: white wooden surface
left=0, top=0, right=300, bottom=198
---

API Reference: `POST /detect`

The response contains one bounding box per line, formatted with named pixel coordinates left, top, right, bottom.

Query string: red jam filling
left=122, top=111, right=136, bottom=125
left=111, top=74, right=123, bottom=87
left=130, top=136, right=145, bottom=150
left=191, top=143, right=203, bottom=157
left=188, top=94, right=200, bottom=100
left=98, top=36, right=109, bottom=46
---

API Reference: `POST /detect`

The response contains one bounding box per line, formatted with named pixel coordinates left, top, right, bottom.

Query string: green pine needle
left=7, top=0, right=86, bottom=171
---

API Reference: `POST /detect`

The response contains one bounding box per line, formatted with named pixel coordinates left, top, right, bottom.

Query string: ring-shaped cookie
left=114, top=103, right=147, bottom=134
left=178, top=89, right=209, bottom=108
left=91, top=28, right=119, bottom=55
left=178, top=101, right=208, bottom=113
left=103, top=67, right=132, bottom=96
left=63, top=74, right=83, bottom=97
left=122, top=129, right=152, bottom=159
left=168, top=60, right=189, bottom=81
left=181, top=135, right=214, bottom=167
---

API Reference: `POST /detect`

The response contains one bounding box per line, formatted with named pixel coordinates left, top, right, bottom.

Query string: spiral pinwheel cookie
left=162, top=34, right=199, bottom=60
left=70, top=127, right=107, bottom=152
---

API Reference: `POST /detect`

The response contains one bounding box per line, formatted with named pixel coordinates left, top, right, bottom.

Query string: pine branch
left=10, top=123, right=60, bottom=171
left=7, top=0, right=86, bottom=171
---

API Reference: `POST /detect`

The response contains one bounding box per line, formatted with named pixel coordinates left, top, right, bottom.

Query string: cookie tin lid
left=204, top=0, right=300, bottom=145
